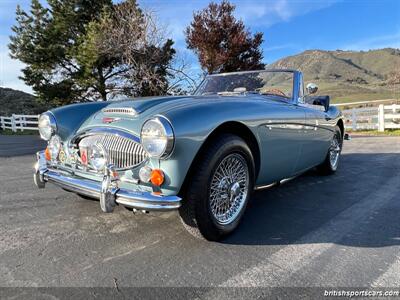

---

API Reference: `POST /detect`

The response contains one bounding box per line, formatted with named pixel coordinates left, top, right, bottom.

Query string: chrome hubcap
left=329, top=134, right=341, bottom=170
left=209, top=153, right=249, bottom=225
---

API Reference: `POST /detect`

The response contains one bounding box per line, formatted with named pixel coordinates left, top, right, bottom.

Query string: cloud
left=0, top=48, right=32, bottom=94
left=237, top=0, right=292, bottom=24
left=0, top=0, right=33, bottom=94
left=341, top=31, right=400, bottom=51
left=234, top=0, right=340, bottom=27
left=263, top=43, right=296, bottom=52
left=0, top=1, right=20, bottom=21
left=140, top=0, right=340, bottom=48
left=136, top=0, right=343, bottom=76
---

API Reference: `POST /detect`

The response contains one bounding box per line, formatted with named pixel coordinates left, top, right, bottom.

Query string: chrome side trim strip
left=254, top=175, right=298, bottom=191
left=254, top=182, right=278, bottom=191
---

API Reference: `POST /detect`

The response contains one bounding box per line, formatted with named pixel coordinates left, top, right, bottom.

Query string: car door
left=256, top=101, right=307, bottom=184
left=284, top=73, right=321, bottom=173
left=297, top=99, right=333, bottom=171
left=297, top=104, right=326, bottom=168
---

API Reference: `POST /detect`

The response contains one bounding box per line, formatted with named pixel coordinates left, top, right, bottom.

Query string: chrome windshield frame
left=194, top=69, right=301, bottom=104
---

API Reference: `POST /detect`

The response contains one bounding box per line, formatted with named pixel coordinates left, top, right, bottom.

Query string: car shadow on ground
left=221, top=153, right=400, bottom=248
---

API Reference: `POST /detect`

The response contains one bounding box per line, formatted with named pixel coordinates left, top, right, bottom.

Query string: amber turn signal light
left=150, top=169, right=164, bottom=186
left=44, top=147, right=51, bottom=161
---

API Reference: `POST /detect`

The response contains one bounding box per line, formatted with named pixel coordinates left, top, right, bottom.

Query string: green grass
left=0, top=129, right=38, bottom=136
left=332, top=92, right=398, bottom=104
left=312, top=80, right=399, bottom=104
left=347, top=129, right=400, bottom=136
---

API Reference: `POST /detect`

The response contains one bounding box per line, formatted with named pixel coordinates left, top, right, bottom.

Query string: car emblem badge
left=70, top=153, right=77, bottom=164
left=81, top=149, right=88, bottom=165
left=59, top=149, right=66, bottom=163
left=102, top=117, right=120, bottom=124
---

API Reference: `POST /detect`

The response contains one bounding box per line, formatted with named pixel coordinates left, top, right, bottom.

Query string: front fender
left=50, top=102, right=109, bottom=140
left=156, top=100, right=264, bottom=196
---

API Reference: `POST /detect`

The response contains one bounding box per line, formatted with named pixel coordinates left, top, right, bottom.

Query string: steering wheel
left=262, top=88, right=287, bottom=97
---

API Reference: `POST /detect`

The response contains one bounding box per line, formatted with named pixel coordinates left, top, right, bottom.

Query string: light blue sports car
left=34, top=69, right=345, bottom=241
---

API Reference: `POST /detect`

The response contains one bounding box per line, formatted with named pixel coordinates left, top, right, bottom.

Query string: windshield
left=194, top=70, right=294, bottom=99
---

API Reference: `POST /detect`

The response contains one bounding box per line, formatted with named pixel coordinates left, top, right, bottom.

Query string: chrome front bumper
left=34, top=151, right=182, bottom=211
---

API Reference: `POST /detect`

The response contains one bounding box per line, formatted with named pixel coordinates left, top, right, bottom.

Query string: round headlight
left=140, top=116, right=174, bottom=158
left=48, top=135, right=61, bottom=161
left=38, top=112, right=57, bottom=141
left=90, top=143, right=107, bottom=171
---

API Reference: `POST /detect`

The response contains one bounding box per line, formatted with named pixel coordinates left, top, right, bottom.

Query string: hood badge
left=102, top=117, right=121, bottom=124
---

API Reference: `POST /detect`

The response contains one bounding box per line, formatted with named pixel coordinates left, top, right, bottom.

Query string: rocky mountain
left=270, top=48, right=400, bottom=103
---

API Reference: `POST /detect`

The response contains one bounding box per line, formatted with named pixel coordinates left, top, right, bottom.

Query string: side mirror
left=306, top=83, right=318, bottom=95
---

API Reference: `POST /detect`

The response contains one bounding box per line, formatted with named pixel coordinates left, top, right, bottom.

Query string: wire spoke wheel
left=179, top=134, right=254, bottom=241
left=209, top=153, right=249, bottom=225
left=329, top=133, right=341, bottom=170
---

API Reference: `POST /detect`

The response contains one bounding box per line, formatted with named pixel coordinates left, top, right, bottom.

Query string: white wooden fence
left=0, top=114, right=39, bottom=132
left=342, top=104, right=400, bottom=131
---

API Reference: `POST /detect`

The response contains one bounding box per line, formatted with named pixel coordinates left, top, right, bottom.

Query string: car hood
left=99, top=93, right=282, bottom=115
left=107, top=95, right=190, bottom=114
left=76, top=94, right=280, bottom=137
left=77, top=95, right=203, bottom=137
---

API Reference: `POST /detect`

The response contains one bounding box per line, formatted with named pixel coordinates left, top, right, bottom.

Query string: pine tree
left=9, top=0, right=113, bottom=105
left=9, top=0, right=178, bottom=105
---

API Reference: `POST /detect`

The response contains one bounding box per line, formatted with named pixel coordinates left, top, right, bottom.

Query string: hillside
left=0, top=87, right=48, bottom=116
left=270, top=48, right=400, bottom=103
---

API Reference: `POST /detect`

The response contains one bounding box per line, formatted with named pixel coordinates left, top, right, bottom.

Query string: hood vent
left=102, top=107, right=138, bottom=116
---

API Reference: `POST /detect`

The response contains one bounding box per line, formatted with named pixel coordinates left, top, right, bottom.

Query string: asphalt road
left=0, top=135, right=399, bottom=298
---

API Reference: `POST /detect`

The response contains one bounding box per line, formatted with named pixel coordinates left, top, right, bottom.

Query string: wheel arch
left=337, top=118, right=344, bottom=139
left=178, top=121, right=261, bottom=196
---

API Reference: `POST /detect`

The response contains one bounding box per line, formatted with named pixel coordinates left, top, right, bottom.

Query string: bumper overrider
left=33, top=151, right=182, bottom=212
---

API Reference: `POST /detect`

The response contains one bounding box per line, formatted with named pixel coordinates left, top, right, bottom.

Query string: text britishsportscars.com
left=324, top=289, right=400, bottom=297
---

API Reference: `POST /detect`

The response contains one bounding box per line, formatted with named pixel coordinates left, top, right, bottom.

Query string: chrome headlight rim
left=48, top=135, right=61, bottom=162
left=89, top=142, right=108, bottom=172
left=38, top=112, right=57, bottom=141
left=140, top=115, right=174, bottom=159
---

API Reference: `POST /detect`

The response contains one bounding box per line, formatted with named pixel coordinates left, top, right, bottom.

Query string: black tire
left=317, top=125, right=343, bottom=175
left=179, top=134, right=255, bottom=241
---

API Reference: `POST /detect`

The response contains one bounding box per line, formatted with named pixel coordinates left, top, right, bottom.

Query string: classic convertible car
left=34, top=69, right=345, bottom=241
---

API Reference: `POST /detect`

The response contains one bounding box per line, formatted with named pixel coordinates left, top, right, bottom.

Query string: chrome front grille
left=79, top=133, right=147, bottom=170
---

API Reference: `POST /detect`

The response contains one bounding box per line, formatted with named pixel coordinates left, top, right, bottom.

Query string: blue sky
left=1, top=0, right=399, bottom=93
